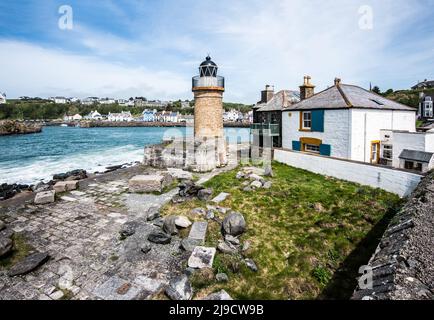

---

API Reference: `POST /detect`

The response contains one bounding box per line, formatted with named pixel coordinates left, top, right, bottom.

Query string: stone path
left=0, top=164, right=236, bottom=300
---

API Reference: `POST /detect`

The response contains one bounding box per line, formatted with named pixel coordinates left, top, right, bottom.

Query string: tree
left=372, top=86, right=381, bottom=94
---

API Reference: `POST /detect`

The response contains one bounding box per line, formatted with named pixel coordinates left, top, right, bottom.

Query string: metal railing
left=192, top=76, right=225, bottom=89
left=250, top=123, right=280, bottom=136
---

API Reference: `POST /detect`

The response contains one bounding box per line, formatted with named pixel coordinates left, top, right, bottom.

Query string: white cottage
left=0, top=92, right=6, bottom=104
left=281, top=78, right=417, bottom=165
left=107, top=111, right=133, bottom=122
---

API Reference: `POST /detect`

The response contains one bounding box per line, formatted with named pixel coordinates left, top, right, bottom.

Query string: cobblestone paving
left=0, top=172, right=187, bottom=300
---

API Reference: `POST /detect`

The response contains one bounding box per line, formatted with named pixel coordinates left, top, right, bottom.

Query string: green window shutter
left=292, top=141, right=301, bottom=151
left=311, top=110, right=324, bottom=132
left=319, top=144, right=331, bottom=156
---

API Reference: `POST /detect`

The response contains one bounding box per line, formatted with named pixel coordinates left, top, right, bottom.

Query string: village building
left=411, top=79, right=434, bottom=90
left=82, top=97, right=99, bottom=106
left=418, top=92, right=434, bottom=120
left=51, top=96, right=67, bottom=104
left=107, top=111, right=133, bottom=122
left=252, top=85, right=300, bottom=147
left=280, top=77, right=433, bottom=172
left=63, top=114, right=83, bottom=122
left=0, top=92, right=6, bottom=104
left=99, top=98, right=116, bottom=105
left=84, top=110, right=103, bottom=120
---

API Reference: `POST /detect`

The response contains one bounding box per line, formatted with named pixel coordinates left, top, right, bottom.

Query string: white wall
left=282, top=109, right=351, bottom=158
left=274, top=149, right=423, bottom=197
left=350, top=109, right=416, bottom=163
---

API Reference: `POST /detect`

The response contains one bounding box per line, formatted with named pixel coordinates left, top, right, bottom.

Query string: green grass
left=0, top=233, right=33, bottom=269
left=160, top=162, right=402, bottom=300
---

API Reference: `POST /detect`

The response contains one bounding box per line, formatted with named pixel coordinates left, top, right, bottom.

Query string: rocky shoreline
left=0, top=120, right=42, bottom=136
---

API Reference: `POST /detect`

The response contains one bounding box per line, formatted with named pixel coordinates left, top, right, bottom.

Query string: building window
left=302, top=111, right=311, bottom=130
left=404, top=161, right=423, bottom=172
left=370, top=141, right=380, bottom=164
left=382, top=145, right=393, bottom=160
left=305, top=144, right=320, bottom=153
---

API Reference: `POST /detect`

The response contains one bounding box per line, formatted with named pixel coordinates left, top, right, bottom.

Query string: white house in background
left=64, top=114, right=83, bottom=122
left=0, top=92, right=6, bottom=104
left=68, top=97, right=80, bottom=103
left=142, top=109, right=157, bottom=122
left=52, top=96, right=67, bottom=104
left=84, top=110, right=103, bottom=120
left=107, top=111, right=133, bottom=122
left=82, top=97, right=99, bottom=105
left=281, top=77, right=421, bottom=168
left=99, top=98, right=116, bottom=105
left=223, top=109, right=242, bottom=122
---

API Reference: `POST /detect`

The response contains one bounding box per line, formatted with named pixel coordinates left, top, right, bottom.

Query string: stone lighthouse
left=192, top=56, right=227, bottom=170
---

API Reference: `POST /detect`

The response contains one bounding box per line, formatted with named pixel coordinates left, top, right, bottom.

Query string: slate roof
left=399, top=149, right=434, bottom=163
left=412, top=80, right=434, bottom=90
left=256, top=90, right=300, bottom=112
left=283, top=84, right=416, bottom=112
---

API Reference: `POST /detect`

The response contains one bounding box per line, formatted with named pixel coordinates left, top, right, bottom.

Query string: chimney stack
left=299, top=76, right=315, bottom=100
left=260, top=85, right=275, bottom=103
left=334, top=78, right=341, bottom=86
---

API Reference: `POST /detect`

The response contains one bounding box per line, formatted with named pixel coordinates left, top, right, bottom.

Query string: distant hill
left=382, top=88, right=434, bottom=108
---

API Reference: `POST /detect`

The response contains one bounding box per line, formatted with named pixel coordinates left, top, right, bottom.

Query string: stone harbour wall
left=352, top=171, right=434, bottom=300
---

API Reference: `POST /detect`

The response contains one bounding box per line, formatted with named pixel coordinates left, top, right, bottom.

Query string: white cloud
left=0, top=40, right=190, bottom=100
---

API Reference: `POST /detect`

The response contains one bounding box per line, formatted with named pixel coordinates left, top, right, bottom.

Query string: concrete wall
left=282, top=109, right=351, bottom=158
left=274, top=149, right=423, bottom=197
left=350, top=109, right=416, bottom=163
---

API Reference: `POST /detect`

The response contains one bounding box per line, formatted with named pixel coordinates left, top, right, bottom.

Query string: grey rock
left=146, top=206, right=160, bottom=221
left=242, top=241, right=251, bottom=252
left=0, top=237, right=13, bottom=258
left=191, top=208, right=206, bottom=216
left=141, top=243, right=152, bottom=254
left=148, top=232, right=171, bottom=245
left=243, top=186, right=252, bottom=192
left=119, top=222, right=136, bottom=238
left=217, top=240, right=238, bottom=255
left=206, top=210, right=215, bottom=220
left=201, top=289, right=233, bottom=300
left=8, top=252, right=50, bottom=277
left=181, top=238, right=201, bottom=252
left=188, top=246, right=216, bottom=269
left=34, top=190, right=55, bottom=205
left=128, top=175, right=164, bottom=193
left=184, top=267, right=197, bottom=277
left=245, top=258, right=258, bottom=272
left=163, top=216, right=179, bottom=235
left=263, top=181, right=272, bottom=189
left=222, top=212, right=246, bottom=236
left=211, top=192, right=230, bottom=204
left=264, top=164, right=274, bottom=177
left=175, top=216, right=192, bottom=228
left=249, top=174, right=263, bottom=181
left=152, top=218, right=164, bottom=228
left=188, top=221, right=208, bottom=243
left=216, top=273, right=229, bottom=282
left=250, top=180, right=263, bottom=189
left=225, top=235, right=240, bottom=246
left=166, top=275, right=193, bottom=300
left=0, top=220, right=5, bottom=231
left=236, top=171, right=245, bottom=179
left=197, top=188, right=213, bottom=201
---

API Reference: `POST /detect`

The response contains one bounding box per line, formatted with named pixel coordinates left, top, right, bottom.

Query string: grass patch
left=160, top=162, right=402, bottom=300
left=0, top=233, right=33, bottom=270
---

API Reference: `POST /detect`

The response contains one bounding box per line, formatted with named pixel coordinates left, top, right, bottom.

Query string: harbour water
left=0, top=126, right=250, bottom=185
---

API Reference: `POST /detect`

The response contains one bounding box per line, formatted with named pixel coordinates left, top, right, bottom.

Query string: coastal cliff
left=0, top=120, right=42, bottom=136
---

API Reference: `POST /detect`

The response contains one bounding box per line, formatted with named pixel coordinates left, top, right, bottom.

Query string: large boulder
left=197, top=188, right=213, bottom=201
left=53, top=181, right=78, bottom=193
left=222, top=212, right=246, bottom=236
left=178, top=180, right=203, bottom=198
left=128, top=175, right=164, bottom=193
left=166, top=275, right=193, bottom=300
left=175, top=216, right=192, bottom=228
left=0, top=237, right=13, bottom=258
left=34, top=190, right=55, bottom=205
left=8, top=252, right=49, bottom=277
left=163, top=216, right=179, bottom=235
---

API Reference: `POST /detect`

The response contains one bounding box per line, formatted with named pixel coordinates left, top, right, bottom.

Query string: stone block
left=188, top=221, right=208, bottom=243
left=211, top=192, right=230, bottom=204
left=53, top=181, right=78, bottom=193
left=34, top=190, right=55, bottom=205
left=128, top=175, right=164, bottom=193
left=188, top=246, right=216, bottom=269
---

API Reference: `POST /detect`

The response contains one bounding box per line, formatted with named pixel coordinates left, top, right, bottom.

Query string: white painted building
left=82, top=97, right=99, bottom=105
left=99, top=98, right=116, bottom=105
left=107, top=111, right=133, bottom=122
left=223, top=109, right=243, bottom=122
left=52, top=96, right=67, bottom=104
left=84, top=110, right=103, bottom=120
left=64, top=114, right=83, bottom=122
left=281, top=78, right=419, bottom=166
left=0, top=92, right=6, bottom=104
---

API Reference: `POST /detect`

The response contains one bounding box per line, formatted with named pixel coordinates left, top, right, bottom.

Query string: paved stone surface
left=128, top=175, right=164, bottom=193
left=188, top=222, right=208, bottom=243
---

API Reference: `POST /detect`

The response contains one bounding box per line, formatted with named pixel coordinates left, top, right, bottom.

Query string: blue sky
left=0, top=0, right=434, bottom=103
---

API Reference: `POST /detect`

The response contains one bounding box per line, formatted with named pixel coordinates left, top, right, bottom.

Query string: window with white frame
left=302, top=111, right=312, bottom=130
left=305, top=144, right=320, bottom=153
left=382, top=145, right=393, bottom=160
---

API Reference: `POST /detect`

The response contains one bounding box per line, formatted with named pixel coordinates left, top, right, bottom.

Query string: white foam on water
left=0, top=144, right=143, bottom=185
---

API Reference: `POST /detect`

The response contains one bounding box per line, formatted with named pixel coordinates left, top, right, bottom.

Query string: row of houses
left=223, top=109, right=253, bottom=123
left=253, top=76, right=434, bottom=173
left=64, top=110, right=187, bottom=123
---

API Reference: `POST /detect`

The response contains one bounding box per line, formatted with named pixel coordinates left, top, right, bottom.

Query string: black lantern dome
left=199, top=55, right=218, bottom=77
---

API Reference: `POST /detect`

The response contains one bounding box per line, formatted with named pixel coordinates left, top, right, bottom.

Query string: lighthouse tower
left=191, top=56, right=227, bottom=170
left=192, top=56, right=225, bottom=139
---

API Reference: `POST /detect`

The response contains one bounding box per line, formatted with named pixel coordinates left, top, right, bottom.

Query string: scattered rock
left=146, top=206, right=160, bottom=221
left=216, top=273, right=229, bottom=282
left=0, top=220, right=5, bottom=231
left=167, top=168, right=193, bottom=180
left=163, top=216, right=179, bottom=235
left=236, top=171, right=245, bottom=179
left=166, top=275, right=193, bottom=300
left=175, top=216, right=192, bottom=228
left=32, top=182, right=51, bottom=193
left=217, top=240, right=238, bottom=255
left=0, top=183, right=31, bottom=201
left=129, top=175, right=164, bottom=193
left=8, top=252, right=50, bottom=277
left=180, top=238, right=201, bottom=252
left=212, top=192, right=230, bottom=204
left=248, top=174, right=263, bottom=181
left=34, top=190, right=55, bottom=205
left=188, top=222, right=208, bottom=243
left=245, top=258, right=258, bottom=272
left=0, top=237, right=13, bottom=258
left=152, top=218, right=164, bottom=228
left=53, top=169, right=87, bottom=181
left=104, top=165, right=123, bottom=173
left=148, top=232, right=171, bottom=245
left=250, top=180, right=262, bottom=189
left=242, top=241, right=251, bottom=252
left=225, top=235, right=240, bottom=246
left=53, top=181, right=78, bottom=193
left=243, top=186, right=252, bottom=192
left=188, top=246, right=216, bottom=269
left=217, top=207, right=229, bottom=214
left=263, top=181, right=272, bottom=189
left=172, top=195, right=186, bottom=204
left=141, top=243, right=152, bottom=254
left=206, top=210, right=215, bottom=220
left=264, top=164, right=274, bottom=177
left=119, top=222, right=136, bottom=239
left=197, top=188, right=213, bottom=201
left=179, top=180, right=203, bottom=198
left=191, top=208, right=206, bottom=216
left=184, top=267, right=197, bottom=277
left=201, top=289, right=233, bottom=300
left=222, top=212, right=246, bottom=236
